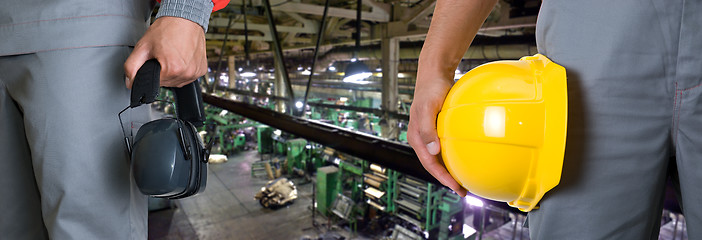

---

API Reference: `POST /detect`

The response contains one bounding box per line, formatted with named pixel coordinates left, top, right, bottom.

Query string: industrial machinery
left=255, top=177, right=298, bottom=209
left=307, top=146, right=465, bottom=240
left=199, top=96, right=470, bottom=238
left=316, top=165, right=339, bottom=216
left=271, top=130, right=289, bottom=156
left=363, top=164, right=398, bottom=213
left=395, top=176, right=464, bottom=240
left=389, top=224, right=423, bottom=240
left=256, top=125, right=274, bottom=154
left=285, top=138, right=308, bottom=174
left=202, top=106, right=257, bottom=155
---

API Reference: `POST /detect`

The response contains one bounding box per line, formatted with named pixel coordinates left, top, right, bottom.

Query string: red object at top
left=211, top=0, right=229, bottom=11
left=156, top=0, right=230, bottom=12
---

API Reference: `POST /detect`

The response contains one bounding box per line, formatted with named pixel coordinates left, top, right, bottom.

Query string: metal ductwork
left=313, top=43, right=537, bottom=72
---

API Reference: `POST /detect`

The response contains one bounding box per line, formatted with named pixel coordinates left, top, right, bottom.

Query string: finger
left=435, top=154, right=468, bottom=196
left=124, top=43, right=152, bottom=89
left=426, top=141, right=440, bottom=155
left=160, top=56, right=200, bottom=88
left=409, top=102, right=442, bottom=155
left=162, top=57, right=207, bottom=88
left=407, top=127, right=467, bottom=196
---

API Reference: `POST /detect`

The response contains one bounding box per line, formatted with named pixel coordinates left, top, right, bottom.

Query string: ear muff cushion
left=169, top=120, right=207, bottom=199
left=132, top=119, right=190, bottom=196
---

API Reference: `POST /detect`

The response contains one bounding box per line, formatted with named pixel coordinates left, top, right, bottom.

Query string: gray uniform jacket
left=0, top=0, right=214, bottom=56
left=0, top=1, right=216, bottom=238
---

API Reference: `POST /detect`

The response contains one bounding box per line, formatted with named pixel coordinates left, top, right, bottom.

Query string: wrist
left=156, top=0, right=214, bottom=32
left=418, top=58, right=459, bottom=83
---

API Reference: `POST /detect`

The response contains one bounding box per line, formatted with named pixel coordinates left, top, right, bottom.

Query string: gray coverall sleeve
left=156, top=0, right=215, bottom=32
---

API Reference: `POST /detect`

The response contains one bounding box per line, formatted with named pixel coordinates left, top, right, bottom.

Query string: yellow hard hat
left=437, top=54, right=567, bottom=212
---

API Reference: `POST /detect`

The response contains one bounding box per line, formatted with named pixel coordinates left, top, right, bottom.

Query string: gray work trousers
left=0, top=46, right=148, bottom=239
left=529, top=0, right=702, bottom=239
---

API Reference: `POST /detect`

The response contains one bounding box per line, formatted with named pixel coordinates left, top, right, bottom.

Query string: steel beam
left=202, top=94, right=521, bottom=213
left=204, top=94, right=425, bottom=179
left=301, top=0, right=331, bottom=117
left=263, top=0, right=295, bottom=112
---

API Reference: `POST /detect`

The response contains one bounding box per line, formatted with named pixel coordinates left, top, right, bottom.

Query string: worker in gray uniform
left=0, top=0, right=227, bottom=238
left=409, top=0, right=702, bottom=239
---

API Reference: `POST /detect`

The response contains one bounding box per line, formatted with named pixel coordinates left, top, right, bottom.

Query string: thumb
left=414, top=104, right=442, bottom=156
left=425, top=140, right=440, bottom=155
left=124, top=44, right=152, bottom=89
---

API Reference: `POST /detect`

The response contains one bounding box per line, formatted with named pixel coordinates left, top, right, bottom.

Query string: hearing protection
left=119, top=59, right=210, bottom=199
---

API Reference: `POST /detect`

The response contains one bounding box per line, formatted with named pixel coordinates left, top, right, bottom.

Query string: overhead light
left=219, top=74, right=229, bottom=82
left=295, top=101, right=304, bottom=109
left=241, top=70, right=256, bottom=78
left=343, top=61, right=372, bottom=83
left=465, top=195, right=484, bottom=207
left=328, top=66, right=336, bottom=71
left=240, top=62, right=256, bottom=77
left=301, top=69, right=312, bottom=75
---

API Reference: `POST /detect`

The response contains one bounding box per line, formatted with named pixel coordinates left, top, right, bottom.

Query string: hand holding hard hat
left=414, top=54, right=568, bottom=212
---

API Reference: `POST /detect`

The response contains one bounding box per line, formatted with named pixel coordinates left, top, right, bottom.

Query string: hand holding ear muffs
left=118, top=59, right=211, bottom=199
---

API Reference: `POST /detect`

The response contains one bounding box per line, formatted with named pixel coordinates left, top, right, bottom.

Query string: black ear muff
left=120, top=59, right=208, bottom=199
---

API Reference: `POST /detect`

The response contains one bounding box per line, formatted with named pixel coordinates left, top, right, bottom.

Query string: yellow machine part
left=437, top=54, right=567, bottom=212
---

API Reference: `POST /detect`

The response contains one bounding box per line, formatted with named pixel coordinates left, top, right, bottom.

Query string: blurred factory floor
left=147, top=149, right=690, bottom=240
left=147, top=150, right=356, bottom=240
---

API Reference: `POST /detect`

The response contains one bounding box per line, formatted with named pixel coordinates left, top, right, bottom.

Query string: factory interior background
left=146, top=0, right=688, bottom=239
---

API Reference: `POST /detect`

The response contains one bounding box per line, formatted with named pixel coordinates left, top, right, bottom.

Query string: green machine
left=310, top=110, right=322, bottom=120
left=201, top=106, right=259, bottom=155
left=351, top=98, right=374, bottom=108
left=364, top=165, right=398, bottom=213
left=425, top=185, right=464, bottom=240
left=214, top=126, right=249, bottom=155
left=331, top=159, right=366, bottom=233
left=257, top=125, right=274, bottom=154
left=271, top=130, right=288, bottom=156
left=398, top=131, right=408, bottom=143
left=316, top=165, right=339, bottom=216
left=394, top=176, right=465, bottom=240
left=336, top=160, right=364, bottom=202
left=285, top=138, right=308, bottom=173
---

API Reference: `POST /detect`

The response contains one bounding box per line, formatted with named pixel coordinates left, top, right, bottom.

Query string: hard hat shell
left=437, top=54, right=567, bottom=212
